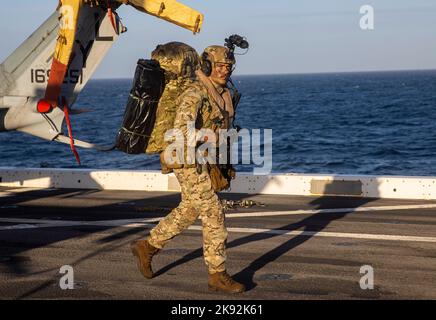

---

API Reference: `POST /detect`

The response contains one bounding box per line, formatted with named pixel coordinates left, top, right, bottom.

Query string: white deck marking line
left=225, top=204, right=436, bottom=218
left=0, top=189, right=57, bottom=197
left=1, top=217, right=436, bottom=243
left=1, top=202, right=436, bottom=219
left=0, top=188, right=44, bottom=193
left=0, top=217, right=162, bottom=226
left=0, top=194, right=13, bottom=198
left=0, top=224, right=41, bottom=231
left=186, top=226, right=436, bottom=243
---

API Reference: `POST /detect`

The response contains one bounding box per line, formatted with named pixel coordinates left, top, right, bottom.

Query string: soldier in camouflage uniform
left=131, top=45, right=245, bottom=294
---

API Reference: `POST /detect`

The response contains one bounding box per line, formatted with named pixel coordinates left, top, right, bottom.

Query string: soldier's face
left=210, top=63, right=233, bottom=87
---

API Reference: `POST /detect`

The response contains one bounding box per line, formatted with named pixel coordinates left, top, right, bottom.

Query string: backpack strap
left=195, top=70, right=234, bottom=127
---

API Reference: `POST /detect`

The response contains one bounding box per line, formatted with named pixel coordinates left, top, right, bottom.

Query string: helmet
left=201, top=45, right=236, bottom=76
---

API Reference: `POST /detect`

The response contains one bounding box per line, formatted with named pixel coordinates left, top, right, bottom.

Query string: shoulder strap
left=195, top=70, right=225, bottom=110
left=195, top=70, right=234, bottom=118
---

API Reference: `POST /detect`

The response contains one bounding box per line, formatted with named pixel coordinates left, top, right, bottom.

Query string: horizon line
left=91, top=67, right=436, bottom=80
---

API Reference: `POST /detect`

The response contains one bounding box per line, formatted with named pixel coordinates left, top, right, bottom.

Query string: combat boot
left=130, top=239, right=160, bottom=279
left=208, top=271, right=245, bottom=293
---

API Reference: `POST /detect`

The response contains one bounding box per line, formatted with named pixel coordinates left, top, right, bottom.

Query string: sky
left=0, top=0, right=436, bottom=78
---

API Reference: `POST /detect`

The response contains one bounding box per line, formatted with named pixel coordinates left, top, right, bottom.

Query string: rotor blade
left=127, top=0, right=204, bottom=33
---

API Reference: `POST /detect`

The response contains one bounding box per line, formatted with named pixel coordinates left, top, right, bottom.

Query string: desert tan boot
left=208, top=271, right=246, bottom=293
left=130, top=239, right=160, bottom=279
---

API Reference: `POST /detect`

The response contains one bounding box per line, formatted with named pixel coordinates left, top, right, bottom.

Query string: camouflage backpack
left=145, top=42, right=201, bottom=155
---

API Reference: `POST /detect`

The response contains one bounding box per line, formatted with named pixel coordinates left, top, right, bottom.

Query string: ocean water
left=1, top=70, right=436, bottom=176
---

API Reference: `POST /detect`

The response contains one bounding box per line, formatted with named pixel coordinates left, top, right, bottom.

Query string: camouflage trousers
left=147, top=167, right=227, bottom=273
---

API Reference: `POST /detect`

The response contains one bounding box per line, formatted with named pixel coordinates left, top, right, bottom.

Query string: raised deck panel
left=2, top=167, right=436, bottom=200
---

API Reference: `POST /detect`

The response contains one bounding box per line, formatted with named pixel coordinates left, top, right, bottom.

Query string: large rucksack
left=115, top=59, right=165, bottom=154
left=145, top=42, right=200, bottom=155
left=115, top=42, right=200, bottom=155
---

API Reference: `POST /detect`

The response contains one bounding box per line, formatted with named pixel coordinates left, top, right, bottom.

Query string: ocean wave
left=2, top=71, right=436, bottom=175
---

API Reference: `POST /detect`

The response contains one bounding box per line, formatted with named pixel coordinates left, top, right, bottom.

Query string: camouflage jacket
left=170, top=80, right=234, bottom=166
left=178, top=81, right=231, bottom=131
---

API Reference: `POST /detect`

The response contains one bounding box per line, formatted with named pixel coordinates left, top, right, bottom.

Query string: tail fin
left=0, top=6, right=121, bottom=143
left=0, top=12, right=58, bottom=98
